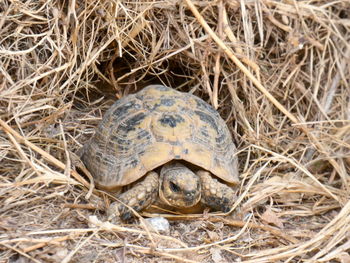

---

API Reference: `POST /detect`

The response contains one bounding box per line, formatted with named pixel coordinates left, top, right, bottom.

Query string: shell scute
left=118, top=112, right=147, bottom=133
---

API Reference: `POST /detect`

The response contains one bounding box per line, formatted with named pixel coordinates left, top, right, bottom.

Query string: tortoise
left=81, top=85, right=239, bottom=220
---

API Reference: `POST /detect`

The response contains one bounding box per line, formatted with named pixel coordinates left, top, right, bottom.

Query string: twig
left=0, top=118, right=91, bottom=191
left=183, top=0, right=345, bottom=195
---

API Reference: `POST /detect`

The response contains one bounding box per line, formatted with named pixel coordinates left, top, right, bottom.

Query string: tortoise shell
left=81, top=85, right=239, bottom=190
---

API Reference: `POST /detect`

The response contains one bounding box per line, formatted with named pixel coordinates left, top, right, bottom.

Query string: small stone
left=210, top=248, right=223, bottom=263
left=145, top=217, right=170, bottom=233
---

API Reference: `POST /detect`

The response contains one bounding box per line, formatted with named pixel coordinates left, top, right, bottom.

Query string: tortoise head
left=159, top=162, right=201, bottom=208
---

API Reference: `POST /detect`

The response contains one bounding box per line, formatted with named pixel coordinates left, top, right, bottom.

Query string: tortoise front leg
left=108, top=171, right=159, bottom=221
left=197, top=170, right=236, bottom=213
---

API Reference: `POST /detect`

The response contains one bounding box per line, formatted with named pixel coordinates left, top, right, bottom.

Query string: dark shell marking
left=159, top=114, right=185, bottom=128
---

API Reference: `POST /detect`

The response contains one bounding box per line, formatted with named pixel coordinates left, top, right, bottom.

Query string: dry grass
left=1, top=0, right=350, bottom=262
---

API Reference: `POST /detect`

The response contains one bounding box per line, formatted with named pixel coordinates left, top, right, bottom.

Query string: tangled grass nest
left=1, top=0, right=350, bottom=262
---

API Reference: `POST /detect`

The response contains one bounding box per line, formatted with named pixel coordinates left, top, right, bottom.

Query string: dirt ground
left=0, top=0, right=349, bottom=262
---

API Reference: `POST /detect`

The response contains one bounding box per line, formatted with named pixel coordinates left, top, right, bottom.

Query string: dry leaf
left=207, top=230, right=220, bottom=241
left=261, top=207, right=284, bottom=228
left=339, top=253, right=350, bottom=263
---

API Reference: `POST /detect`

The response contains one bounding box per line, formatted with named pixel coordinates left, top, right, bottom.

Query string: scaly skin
left=108, top=171, right=159, bottom=221
left=197, top=170, right=236, bottom=212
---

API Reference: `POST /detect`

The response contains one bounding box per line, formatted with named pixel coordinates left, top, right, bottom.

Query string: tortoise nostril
left=184, top=190, right=196, bottom=197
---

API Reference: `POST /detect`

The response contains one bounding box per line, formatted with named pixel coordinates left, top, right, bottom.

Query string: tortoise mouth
left=159, top=188, right=201, bottom=208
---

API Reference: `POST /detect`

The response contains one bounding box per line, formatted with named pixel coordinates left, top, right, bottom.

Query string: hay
left=1, top=0, right=349, bottom=262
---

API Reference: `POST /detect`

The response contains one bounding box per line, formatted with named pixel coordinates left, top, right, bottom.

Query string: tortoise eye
left=170, top=181, right=181, bottom=192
